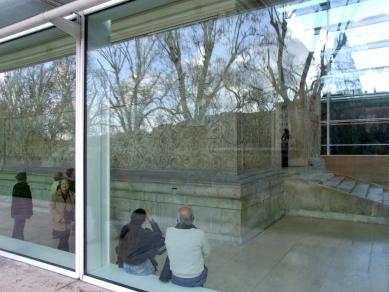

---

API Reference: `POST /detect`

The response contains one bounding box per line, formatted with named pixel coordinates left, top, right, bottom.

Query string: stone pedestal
left=109, top=111, right=285, bottom=245
left=111, top=167, right=286, bottom=245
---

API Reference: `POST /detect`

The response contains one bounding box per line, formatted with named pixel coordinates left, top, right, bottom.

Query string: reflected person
left=66, top=167, right=75, bottom=193
left=11, top=172, right=33, bottom=240
left=117, top=207, right=165, bottom=276
left=49, top=178, right=75, bottom=252
left=50, top=171, right=63, bottom=239
left=56, top=168, right=75, bottom=193
left=281, top=128, right=290, bottom=167
left=51, top=172, right=63, bottom=195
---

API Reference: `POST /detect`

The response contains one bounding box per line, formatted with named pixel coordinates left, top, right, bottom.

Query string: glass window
left=0, top=28, right=76, bottom=270
left=85, top=0, right=389, bottom=290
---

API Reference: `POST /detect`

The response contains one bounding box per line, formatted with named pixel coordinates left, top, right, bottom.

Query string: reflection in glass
left=85, top=0, right=389, bottom=290
left=0, top=52, right=76, bottom=269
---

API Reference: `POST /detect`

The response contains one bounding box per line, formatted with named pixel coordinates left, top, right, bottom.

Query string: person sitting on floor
left=165, top=206, right=211, bottom=287
left=117, top=207, right=165, bottom=276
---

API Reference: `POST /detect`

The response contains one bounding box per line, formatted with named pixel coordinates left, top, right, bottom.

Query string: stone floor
left=1, top=215, right=389, bottom=292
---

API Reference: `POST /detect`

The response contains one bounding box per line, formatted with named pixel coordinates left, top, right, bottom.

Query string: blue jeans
left=124, top=258, right=155, bottom=276
left=172, top=266, right=208, bottom=287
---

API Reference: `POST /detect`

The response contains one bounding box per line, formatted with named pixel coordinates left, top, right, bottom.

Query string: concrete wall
left=1, top=167, right=286, bottom=245
left=285, top=177, right=389, bottom=225
left=0, top=171, right=53, bottom=211
left=110, top=167, right=286, bottom=245
left=323, top=155, right=389, bottom=186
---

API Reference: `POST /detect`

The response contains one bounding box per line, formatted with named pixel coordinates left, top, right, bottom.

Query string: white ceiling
left=0, top=0, right=76, bottom=29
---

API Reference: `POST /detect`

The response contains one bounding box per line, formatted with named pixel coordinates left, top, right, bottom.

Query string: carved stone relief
left=2, top=111, right=274, bottom=172
left=111, top=112, right=274, bottom=173
left=2, top=113, right=75, bottom=167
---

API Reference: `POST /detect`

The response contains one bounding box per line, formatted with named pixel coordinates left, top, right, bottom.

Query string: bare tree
left=158, top=12, right=265, bottom=122
left=0, top=57, right=76, bottom=164
left=94, top=37, right=176, bottom=133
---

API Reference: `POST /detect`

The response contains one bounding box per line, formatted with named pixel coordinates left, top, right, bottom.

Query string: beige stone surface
left=0, top=257, right=111, bottom=292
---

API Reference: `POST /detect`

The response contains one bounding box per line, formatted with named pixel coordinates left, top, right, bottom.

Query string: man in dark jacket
left=11, top=172, right=33, bottom=240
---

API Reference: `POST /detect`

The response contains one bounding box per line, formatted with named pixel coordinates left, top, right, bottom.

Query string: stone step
left=295, top=171, right=321, bottom=180
left=336, top=180, right=357, bottom=193
left=351, top=183, right=369, bottom=198
left=323, top=176, right=345, bottom=188
left=383, top=192, right=389, bottom=205
left=366, top=187, right=384, bottom=203
left=310, top=172, right=334, bottom=184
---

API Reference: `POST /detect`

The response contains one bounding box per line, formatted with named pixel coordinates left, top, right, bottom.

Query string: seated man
left=165, top=206, right=211, bottom=287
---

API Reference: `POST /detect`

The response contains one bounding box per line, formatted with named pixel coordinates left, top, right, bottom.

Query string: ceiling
left=0, top=0, right=76, bottom=29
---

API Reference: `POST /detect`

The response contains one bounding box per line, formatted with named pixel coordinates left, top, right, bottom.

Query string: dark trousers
left=12, top=216, right=26, bottom=240
left=57, top=229, right=71, bottom=252
left=281, top=149, right=288, bottom=167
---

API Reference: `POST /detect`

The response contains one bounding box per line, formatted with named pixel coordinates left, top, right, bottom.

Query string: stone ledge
left=287, top=210, right=389, bottom=225
left=90, top=263, right=216, bottom=292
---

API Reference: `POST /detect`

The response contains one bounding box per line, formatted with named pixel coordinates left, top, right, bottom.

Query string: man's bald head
left=177, top=206, right=194, bottom=225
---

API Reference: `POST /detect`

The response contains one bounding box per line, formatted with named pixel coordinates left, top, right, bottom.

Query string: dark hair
left=54, top=172, right=64, bottom=181
left=118, top=208, right=147, bottom=260
left=60, top=177, right=71, bottom=185
left=284, top=129, right=289, bottom=134
left=130, top=208, right=146, bottom=226
left=15, top=172, right=27, bottom=181
left=66, top=168, right=75, bottom=178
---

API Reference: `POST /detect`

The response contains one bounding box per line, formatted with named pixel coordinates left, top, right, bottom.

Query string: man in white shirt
left=165, top=206, right=211, bottom=287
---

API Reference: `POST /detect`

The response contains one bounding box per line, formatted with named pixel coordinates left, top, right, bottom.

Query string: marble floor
left=1, top=215, right=389, bottom=292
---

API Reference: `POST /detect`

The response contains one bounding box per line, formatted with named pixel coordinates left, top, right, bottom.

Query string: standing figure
left=57, top=168, right=75, bottom=193
left=281, top=129, right=290, bottom=167
left=51, top=172, right=64, bottom=195
left=165, top=206, right=211, bottom=288
left=66, top=167, right=75, bottom=193
left=51, top=172, right=63, bottom=239
left=117, top=207, right=165, bottom=276
left=11, top=172, right=33, bottom=240
left=49, top=178, right=75, bottom=252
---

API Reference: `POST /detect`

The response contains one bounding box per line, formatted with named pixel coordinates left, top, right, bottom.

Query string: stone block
left=220, top=208, right=241, bottom=236
left=241, top=202, right=263, bottom=235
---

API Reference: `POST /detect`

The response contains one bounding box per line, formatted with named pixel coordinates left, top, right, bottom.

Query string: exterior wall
left=110, top=167, right=286, bottom=245
left=323, top=155, right=389, bottom=186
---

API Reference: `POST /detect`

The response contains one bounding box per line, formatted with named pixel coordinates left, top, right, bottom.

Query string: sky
left=286, top=0, right=389, bottom=94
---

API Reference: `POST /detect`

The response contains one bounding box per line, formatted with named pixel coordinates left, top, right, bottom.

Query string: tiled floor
left=1, top=215, right=389, bottom=292
left=205, top=216, right=389, bottom=292
left=0, top=256, right=110, bottom=292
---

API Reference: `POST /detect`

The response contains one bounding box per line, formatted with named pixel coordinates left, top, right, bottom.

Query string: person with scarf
left=117, top=207, right=165, bottom=276
left=49, top=178, right=75, bottom=252
left=164, top=206, right=211, bottom=287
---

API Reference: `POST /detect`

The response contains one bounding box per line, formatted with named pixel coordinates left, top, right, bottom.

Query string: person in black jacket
left=11, top=172, right=33, bottom=240
left=117, top=207, right=165, bottom=276
left=281, top=129, right=290, bottom=167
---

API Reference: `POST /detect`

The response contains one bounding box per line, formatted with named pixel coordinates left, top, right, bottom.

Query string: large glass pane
left=85, top=0, right=389, bottom=290
left=0, top=28, right=76, bottom=270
